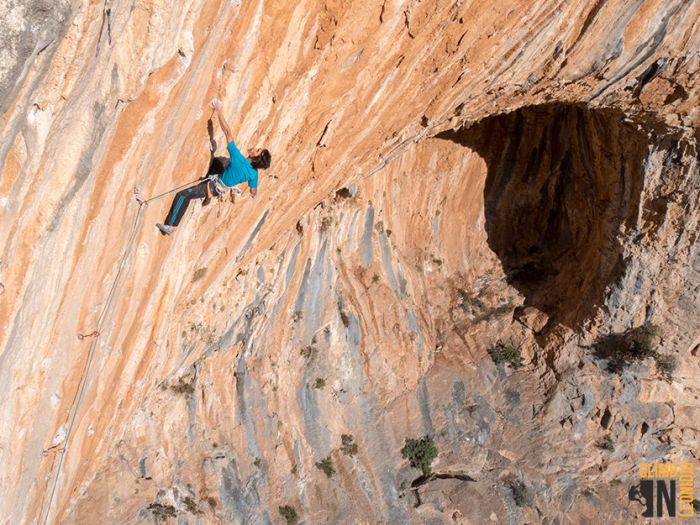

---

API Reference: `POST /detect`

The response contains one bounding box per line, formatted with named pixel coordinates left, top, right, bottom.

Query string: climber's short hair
left=250, top=149, right=271, bottom=170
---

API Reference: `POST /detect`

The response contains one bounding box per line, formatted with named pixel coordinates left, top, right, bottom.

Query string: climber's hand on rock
left=211, top=98, right=222, bottom=110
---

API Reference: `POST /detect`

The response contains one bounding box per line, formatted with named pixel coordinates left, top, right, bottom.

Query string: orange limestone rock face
left=0, top=1, right=698, bottom=524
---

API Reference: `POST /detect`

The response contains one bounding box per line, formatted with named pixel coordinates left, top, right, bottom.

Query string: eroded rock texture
left=0, top=1, right=698, bottom=524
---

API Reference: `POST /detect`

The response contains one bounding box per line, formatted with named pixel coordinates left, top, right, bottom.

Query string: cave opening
left=438, top=103, right=649, bottom=328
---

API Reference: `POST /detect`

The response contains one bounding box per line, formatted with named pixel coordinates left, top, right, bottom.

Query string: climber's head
left=248, top=148, right=272, bottom=170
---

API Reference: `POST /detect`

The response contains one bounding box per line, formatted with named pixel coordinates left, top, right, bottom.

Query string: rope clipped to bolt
left=75, top=174, right=218, bottom=340
left=52, top=172, right=222, bottom=524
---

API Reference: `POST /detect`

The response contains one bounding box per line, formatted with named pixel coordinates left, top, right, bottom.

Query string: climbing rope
left=40, top=114, right=444, bottom=523
left=41, top=173, right=215, bottom=525
left=136, top=174, right=216, bottom=205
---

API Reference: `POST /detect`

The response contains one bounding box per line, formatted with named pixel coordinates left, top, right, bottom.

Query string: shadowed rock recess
left=439, top=104, right=649, bottom=327
left=0, top=1, right=699, bottom=524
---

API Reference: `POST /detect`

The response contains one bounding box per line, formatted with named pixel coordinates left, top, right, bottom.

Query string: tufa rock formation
left=0, top=0, right=698, bottom=523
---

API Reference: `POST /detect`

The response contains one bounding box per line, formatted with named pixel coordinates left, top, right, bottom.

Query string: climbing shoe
left=156, top=223, right=174, bottom=236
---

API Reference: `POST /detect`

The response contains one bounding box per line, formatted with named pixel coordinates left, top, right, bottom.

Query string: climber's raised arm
left=212, top=99, right=233, bottom=144
left=154, top=101, right=272, bottom=236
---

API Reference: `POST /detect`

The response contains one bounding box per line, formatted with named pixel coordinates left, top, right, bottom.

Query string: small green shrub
left=456, top=288, right=485, bottom=314
left=170, top=378, right=195, bottom=395
left=311, top=377, right=326, bottom=389
left=279, top=505, right=299, bottom=525
left=192, top=267, right=207, bottom=283
left=340, top=434, right=358, bottom=456
left=509, top=481, right=530, bottom=507
left=593, top=324, right=676, bottom=381
left=401, top=436, right=438, bottom=476
left=315, top=456, right=335, bottom=478
left=182, top=496, right=200, bottom=514
left=596, top=436, right=614, bottom=452
left=146, top=503, right=177, bottom=522
left=654, top=353, right=677, bottom=383
left=300, top=345, right=317, bottom=360
left=630, top=323, right=659, bottom=355
left=693, top=499, right=700, bottom=512
left=292, top=310, right=303, bottom=322
left=372, top=273, right=380, bottom=283
left=488, top=341, right=523, bottom=369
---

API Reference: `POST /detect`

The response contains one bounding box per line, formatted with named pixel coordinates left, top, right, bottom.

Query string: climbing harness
left=210, top=176, right=229, bottom=197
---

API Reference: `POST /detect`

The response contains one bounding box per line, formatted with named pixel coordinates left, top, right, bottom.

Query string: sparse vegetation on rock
left=300, top=345, right=317, bottom=360
left=4, top=4, right=698, bottom=525
left=146, top=502, right=177, bottom=522
left=170, top=378, right=195, bottom=395
left=654, top=353, right=677, bottom=382
left=401, top=436, right=438, bottom=476
left=182, top=496, right=200, bottom=514
left=593, top=324, right=677, bottom=381
left=340, top=434, right=358, bottom=456
left=315, top=456, right=335, bottom=478
left=509, top=481, right=530, bottom=507
left=192, top=267, right=207, bottom=282
left=487, top=341, right=523, bottom=369
left=456, top=288, right=485, bottom=314
left=279, top=505, right=299, bottom=525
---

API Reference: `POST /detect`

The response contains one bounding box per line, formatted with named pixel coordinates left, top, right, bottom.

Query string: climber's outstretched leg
left=155, top=156, right=230, bottom=236
left=156, top=181, right=209, bottom=235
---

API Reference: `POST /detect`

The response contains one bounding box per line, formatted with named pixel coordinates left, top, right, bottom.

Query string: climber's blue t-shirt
left=219, top=140, right=258, bottom=189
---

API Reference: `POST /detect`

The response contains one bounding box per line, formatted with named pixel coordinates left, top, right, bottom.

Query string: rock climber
left=156, top=99, right=271, bottom=235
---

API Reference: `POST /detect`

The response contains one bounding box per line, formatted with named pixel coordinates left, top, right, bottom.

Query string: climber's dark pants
left=164, top=181, right=209, bottom=227
left=163, top=156, right=230, bottom=227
